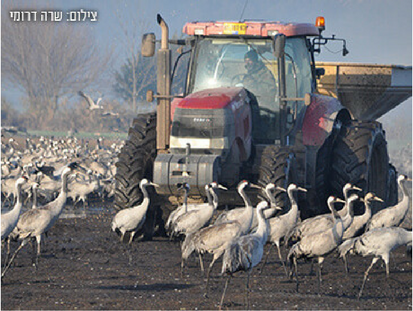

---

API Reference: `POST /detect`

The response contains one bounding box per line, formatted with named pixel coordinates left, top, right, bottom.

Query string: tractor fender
left=301, top=93, right=351, bottom=146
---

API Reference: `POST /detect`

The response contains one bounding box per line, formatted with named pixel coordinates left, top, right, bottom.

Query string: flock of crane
left=111, top=174, right=412, bottom=307
left=1, top=135, right=412, bottom=309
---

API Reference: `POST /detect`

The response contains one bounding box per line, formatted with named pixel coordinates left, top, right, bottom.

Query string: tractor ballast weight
left=115, top=14, right=412, bottom=236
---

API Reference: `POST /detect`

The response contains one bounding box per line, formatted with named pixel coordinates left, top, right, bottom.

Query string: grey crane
left=343, top=192, right=383, bottom=240
left=2, top=162, right=81, bottom=278
left=166, top=183, right=204, bottom=234
left=166, top=183, right=192, bottom=235
left=287, top=192, right=358, bottom=247
left=78, top=91, right=103, bottom=110
left=1, top=176, right=29, bottom=268
left=170, top=182, right=227, bottom=238
left=338, top=227, right=412, bottom=299
left=213, top=183, right=280, bottom=230
left=262, top=183, right=307, bottom=276
left=287, top=196, right=346, bottom=293
left=337, top=183, right=362, bottom=218
left=220, top=201, right=270, bottom=309
left=111, top=179, right=159, bottom=244
left=180, top=180, right=259, bottom=295
left=365, top=174, right=411, bottom=231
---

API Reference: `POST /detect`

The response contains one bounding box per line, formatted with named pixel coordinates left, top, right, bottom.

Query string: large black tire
left=257, top=146, right=296, bottom=211
left=115, top=113, right=164, bottom=240
left=330, top=120, right=392, bottom=214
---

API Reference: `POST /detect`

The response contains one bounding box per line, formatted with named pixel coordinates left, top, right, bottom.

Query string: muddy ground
left=1, top=205, right=412, bottom=311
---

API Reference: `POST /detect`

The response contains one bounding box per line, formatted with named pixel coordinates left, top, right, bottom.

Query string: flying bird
left=78, top=91, right=104, bottom=110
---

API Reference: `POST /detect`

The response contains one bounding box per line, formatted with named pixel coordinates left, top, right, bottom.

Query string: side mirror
left=273, top=34, right=286, bottom=58
left=141, top=33, right=156, bottom=57
left=146, top=90, right=154, bottom=102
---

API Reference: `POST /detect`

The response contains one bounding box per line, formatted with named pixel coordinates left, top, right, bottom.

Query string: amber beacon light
left=315, top=16, right=325, bottom=32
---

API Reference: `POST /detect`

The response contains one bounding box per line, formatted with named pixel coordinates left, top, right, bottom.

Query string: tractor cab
left=181, top=21, right=318, bottom=144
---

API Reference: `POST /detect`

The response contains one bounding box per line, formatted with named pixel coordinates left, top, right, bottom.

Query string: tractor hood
left=176, top=87, right=246, bottom=109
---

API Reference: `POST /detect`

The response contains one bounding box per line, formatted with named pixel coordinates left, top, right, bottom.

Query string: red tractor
left=115, top=15, right=412, bottom=239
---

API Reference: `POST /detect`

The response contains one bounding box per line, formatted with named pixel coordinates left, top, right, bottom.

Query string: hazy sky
left=1, top=0, right=412, bottom=118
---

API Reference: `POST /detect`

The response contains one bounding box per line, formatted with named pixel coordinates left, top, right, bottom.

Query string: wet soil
left=1, top=209, right=412, bottom=310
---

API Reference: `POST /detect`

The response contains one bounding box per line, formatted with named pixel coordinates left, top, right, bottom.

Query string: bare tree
left=114, top=1, right=156, bottom=113
left=1, top=3, right=112, bottom=126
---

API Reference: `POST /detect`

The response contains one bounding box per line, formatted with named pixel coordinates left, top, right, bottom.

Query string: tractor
left=114, top=14, right=412, bottom=239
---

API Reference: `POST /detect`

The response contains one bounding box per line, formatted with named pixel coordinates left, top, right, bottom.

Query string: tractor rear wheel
left=330, top=120, right=393, bottom=213
left=114, top=113, right=164, bottom=240
left=257, top=146, right=296, bottom=211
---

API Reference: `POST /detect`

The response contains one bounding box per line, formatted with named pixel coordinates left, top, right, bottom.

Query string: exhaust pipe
left=157, top=14, right=169, bottom=50
left=156, top=14, right=171, bottom=151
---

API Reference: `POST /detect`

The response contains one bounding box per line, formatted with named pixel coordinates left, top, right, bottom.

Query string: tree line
left=1, top=2, right=188, bottom=134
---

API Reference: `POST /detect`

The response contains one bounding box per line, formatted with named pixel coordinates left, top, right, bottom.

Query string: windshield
left=188, top=38, right=278, bottom=94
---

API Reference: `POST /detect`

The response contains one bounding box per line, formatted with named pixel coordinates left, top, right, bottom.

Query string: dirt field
left=1, top=205, right=412, bottom=310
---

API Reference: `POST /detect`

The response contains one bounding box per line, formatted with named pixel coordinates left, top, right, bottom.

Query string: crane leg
left=259, top=243, right=273, bottom=274
left=292, top=256, right=299, bottom=292
left=2, top=239, right=28, bottom=278
left=317, top=263, right=322, bottom=295
left=3, top=238, right=11, bottom=269
left=204, top=256, right=218, bottom=298
left=358, top=257, right=379, bottom=300
left=219, top=275, right=231, bottom=310
left=245, top=271, right=251, bottom=310
left=276, top=242, right=288, bottom=277
left=343, top=254, right=349, bottom=275
left=199, top=253, right=205, bottom=274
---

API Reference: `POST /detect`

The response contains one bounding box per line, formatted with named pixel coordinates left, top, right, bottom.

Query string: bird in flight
left=78, top=91, right=104, bottom=110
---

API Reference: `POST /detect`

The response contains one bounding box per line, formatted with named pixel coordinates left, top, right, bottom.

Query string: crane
left=365, top=174, right=411, bottom=231
left=287, top=192, right=358, bottom=247
left=213, top=180, right=262, bottom=227
left=165, top=183, right=206, bottom=234
left=343, top=192, right=383, bottom=240
left=261, top=183, right=307, bottom=276
left=2, top=162, right=81, bottom=278
left=337, top=227, right=412, bottom=299
left=169, top=182, right=227, bottom=238
left=78, top=91, right=103, bottom=110
left=213, top=183, right=281, bottom=230
left=111, top=179, right=159, bottom=244
left=219, top=201, right=270, bottom=309
left=287, top=196, right=346, bottom=293
left=338, top=183, right=362, bottom=218
left=180, top=180, right=259, bottom=296
left=1, top=176, right=29, bottom=268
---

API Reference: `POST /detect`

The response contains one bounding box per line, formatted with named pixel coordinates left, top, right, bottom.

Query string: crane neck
left=32, top=186, right=38, bottom=209
left=14, top=181, right=24, bottom=212
left=239, top=186, right=253, bottom=209
left=183, top=189, right=189, bottom=213
left=399, top=179, right=411, bottom=204
left=208, top=188, right=219, bottom=210
left=255, top=208, right=269, bottom=243
left=287, top=188, right=298, bottom=211
left=139, top=184, right=151, bottom=210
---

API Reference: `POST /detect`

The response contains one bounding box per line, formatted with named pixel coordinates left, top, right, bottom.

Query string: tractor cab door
left=187, top=37, right=280, bottom=144
left=282, top=37, right=313, bottom=138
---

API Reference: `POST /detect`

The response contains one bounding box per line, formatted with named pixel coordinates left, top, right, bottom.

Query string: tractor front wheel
left=114, top=113, right=164, bottom=240
left=330, top=120, right=393, bottom=213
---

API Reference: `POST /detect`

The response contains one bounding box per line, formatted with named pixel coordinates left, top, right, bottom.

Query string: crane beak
left=335, top=198, right=346, bottom=204
left=274, top=204, right=283, bottom=210
left=352, top=185, right=362, bottom=191
left=218, top=185, right=228, bottom=190
left=297, top=187, right=307, bottom=192
left=275, top=186, right=287, bottom=192
left=150, top=182, right=160, bottom=188
left=374, top=196, right=384, bottom=202
left=249, top=183, right=262, bottom=189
